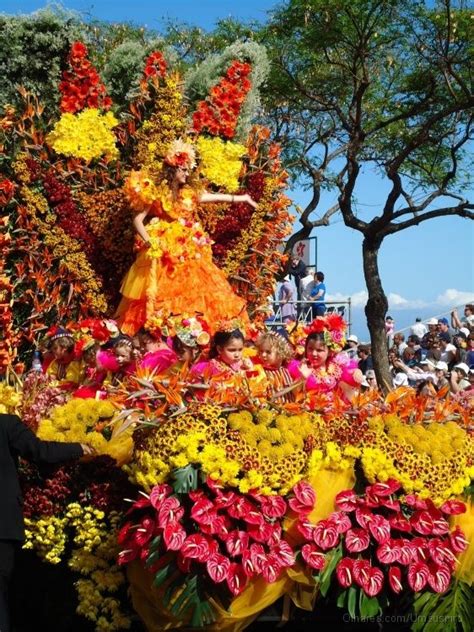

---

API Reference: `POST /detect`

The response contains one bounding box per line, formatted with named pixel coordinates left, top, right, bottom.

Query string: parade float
left=0, top=39, right=473, bottom=632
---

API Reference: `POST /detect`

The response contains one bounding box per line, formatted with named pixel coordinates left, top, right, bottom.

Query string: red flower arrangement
left=143, top=51, right=167, bottom=79
left=0, top=178, right=15, bottom=207
left=59, top=41, right=112, bottom=114
left=304, top=314, right=347, bottom=352
left=296, top=480, right=468, bottom=600
left=192, top=60, right=252, bottom=139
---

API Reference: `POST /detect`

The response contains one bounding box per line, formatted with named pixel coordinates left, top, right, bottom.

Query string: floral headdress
left=164, top=139, right=196, bottom=170
left=303, top=314, right=347, bottom=352
left=145, top=312, right=210, bottom=348
left=215, top=318, right=246, bottom=336
left=46, top=326, right=74, bottom=342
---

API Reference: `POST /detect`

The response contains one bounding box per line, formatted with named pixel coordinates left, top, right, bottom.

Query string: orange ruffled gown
left=116, top=188, right=248, bottom=336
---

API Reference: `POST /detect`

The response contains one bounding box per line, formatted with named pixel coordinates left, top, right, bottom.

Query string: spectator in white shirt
left=410, top=317, right=428, bottom=339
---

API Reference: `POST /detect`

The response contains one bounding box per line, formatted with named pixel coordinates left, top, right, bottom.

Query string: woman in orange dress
left=115, top=140, right=256, bottom=336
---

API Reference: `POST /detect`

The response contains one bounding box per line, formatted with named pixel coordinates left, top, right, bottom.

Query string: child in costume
left=108, top=336, right=136, bottom=386
left=116, top=139, right=256, bottom=335
left=191, top=324, right=253, bottom=381
left=43, top=327, right=82, bottom=389
left=254, top=331, right=296, bottom=403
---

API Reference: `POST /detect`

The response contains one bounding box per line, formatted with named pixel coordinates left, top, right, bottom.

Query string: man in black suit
left=0, top=413, right=92, bottom=632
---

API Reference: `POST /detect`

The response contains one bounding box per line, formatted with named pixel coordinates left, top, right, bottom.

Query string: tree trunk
left=362, top=237, right=392, bottom=394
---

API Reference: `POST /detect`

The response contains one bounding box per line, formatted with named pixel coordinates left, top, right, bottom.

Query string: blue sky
left=2, top=0, right=473, bottom=337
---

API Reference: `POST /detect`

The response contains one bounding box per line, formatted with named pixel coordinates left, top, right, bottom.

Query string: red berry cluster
left=22, top=465, right=73, bottom=518
left=192, top=61, right=252, bottom=139
left=143, top=51, right=167, bottom=79
left=59, top=41, right=112, bottom=114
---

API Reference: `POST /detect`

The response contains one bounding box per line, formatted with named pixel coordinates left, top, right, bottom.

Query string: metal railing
left=266, top=299, right=352, bottom=333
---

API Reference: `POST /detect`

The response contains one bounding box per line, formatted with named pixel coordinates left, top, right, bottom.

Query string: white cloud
left=435, top=288, right=474, bottom=307
left=326, top=290, right=368, bottom=308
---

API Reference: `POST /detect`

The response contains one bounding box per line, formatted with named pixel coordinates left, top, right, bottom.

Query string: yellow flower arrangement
left=47, top=108, right=119, bottom=161
left=24, top=515, right=68, bottom=564
left=146, top=216, right=212, bottom=269
left=37, top=399, right=134, bottom=465
left=196, top=136, right=247, bottom=192
left=0, top=382, right=22, bottom=414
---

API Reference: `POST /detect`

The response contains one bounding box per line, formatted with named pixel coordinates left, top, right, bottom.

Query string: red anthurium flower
left=297, top=518, right=315, bottom=540
left=407, top=561, right=430, bottom=591
left=247, top=521, right=274, bottom=544
left=242, top=548, right=258, bottom=577
left=291, top=481, right=316, bottom=511
left=226, top=530, right=250, bottom=558
left=242, top=505, right=265, bottom=526
left=427, top=538, right=456, bottom=567
left=261, top=552, right=282, bottom=583
left=450, top=526, right=469, bottom=554
left=134, top=516, right=155, bottom=546
left=207, top=553, right=231, bottom=583
left=404, top=495, right=427, bottom=510
left=313, top=520, right=340, bottom=550
left=345, top=528, right=370, bottom=553
left=128, top=497, right=152, bottom=512
left=427, top=563, right=451, bottom=593
left=411, top=511, right=434, bottom=536
left=336, top=557, right=354, bottom=588
left=191, top=497, right=217, bottom=524
left=200, top=514, right=230, bottom=538
left=177, top=551, right=191, bottom=573
left=117, top=521, right=134, bottom=545
left=410, top=537, right=429, bottom=563
left=214, top=490, right=238, bottom=509
left=440, top=500, right=466, bottom=516
left=328, top=511, right=352, bottom=534
left=335, top=490, right=358, bottom=512
left=227, top=562, right=248, bottom=595
left=355, top=507, right=373, bottom=529
left=388, top=566, right=403, bottom=594
left=181, top=534, right=210, bottom=562
left=352, top=559, right=371, bottom=587
left=379, top=497, right=401, bottom=512
left=227, top=496, right=254, bottom=519
left=368, top=514, right=391, bottom=544
left=163, top=523, right=186, bottom=551
left=260, top=495, right=287, bottom=519
left=272, top=541, right=295, bottom=568
left=158, top=496, right=184, bottom=528
left=362, top=566, right=384, bottom=597
left=118, top=548, right=138, bottom=565
left=267, top=522, right=283, bottom=547
left=389, top=515, right=412, bottom=533
left=205, top=477, right=225, bottom=494
left=249, top=543, right=267, bottom=574
left=302, top=543, right=326, bottom=571
left=397, top=539, right=415, bottom=566
left=376, top=539, right=400, bottom=564
left=369, top=479, right=401, bottom=497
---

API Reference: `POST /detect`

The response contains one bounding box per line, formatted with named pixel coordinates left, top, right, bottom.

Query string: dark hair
left=316, top=271, right=325, bottom=282
left=304, top=331, right=327, bottom=354
left=209, top=329, right=244, bottom=359
left=407, top=334, right=420, bottom=344
left=50, top=336, right=74, bottom=352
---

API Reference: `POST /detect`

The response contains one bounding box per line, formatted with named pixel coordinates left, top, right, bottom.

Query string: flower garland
left=192, top=60, right=252, bottom=139
left=59, top=41, right=112, bottom=113
left=196, top=137, right=247, bottom=192
left=47, top=109, right=119, bottom=162
left=304, top=314, right=347, bottom=352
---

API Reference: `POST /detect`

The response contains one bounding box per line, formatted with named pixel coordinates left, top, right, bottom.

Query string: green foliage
left=412, top=580, right=474, bottom=632
left=102, top=39, right=147, bottom=106
left=185, top=40, right=270, bottom=140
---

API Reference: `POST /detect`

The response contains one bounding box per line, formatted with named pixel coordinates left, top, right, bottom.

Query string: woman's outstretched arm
left=199, top=192, right=258, bottom=209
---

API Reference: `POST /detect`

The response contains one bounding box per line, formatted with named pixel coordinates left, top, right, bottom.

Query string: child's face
left=305, top=339, right=329, bottom=368
left=51, top=340, right=73, bottom=363
left=217, top=337, right=244, bottom=366
left=115, top=345, right=133, bottom=367
left=83, top=346, right=98, bottom=368
left=258, top=341, right=281, bottom=369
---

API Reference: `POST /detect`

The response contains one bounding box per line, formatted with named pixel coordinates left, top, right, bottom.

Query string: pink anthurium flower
left=369, top=479, right=401, bottom=497
left=247, top=521, right=275, bottom=543
left=411, top=510, right=434, bottom=536
left=206, top=553, right=231, bottom=584
left=260, top=495, right=287, bottom=519
left=362, top=566, right=384, bottom=597
left=336, top=557, right=354, bottom=588
left=440, top=500, right=466, bottom=516
left=226, top=530, right=250, bottom=558
left=149, top=483, right=172, bottom=509
left=427, top=538, right=456, bottom=568
left=328, top=511, right=352, bottom=534
left=352, top=559, right=372, bottom=587
left=410, top=537, right=429, bottom=563
left=249, top=543, right=267, bottom=573
left=227, top=562, right=248, bottom=596
left=163, top=523, right=187, bottom=551
left=376, top=539, right=400, bottom=564
left=450, top=526, right=469, bottom=554
left=134, top=517, right=155, bottom=546
left=191, top=497, right=219, bottom=525
left=407, top=561, right=430, bottom=591
left=397, top=538, right=415, bottom=566
left=368, top=514, right=391, bottom=544
left=214, top=490, right=238, bottom=509
left=388, top=566, right=403, bottom=594
left=335, top=489, right=358, bottom=512
left=227, top=496, right=254, bottom=519
left=427, top=563, right=451, bottom=593
left=290, top=481, right=316, bottom=512
left=181, top=533, right=210, bottom=562
left=158, top=496, right=184, bottom=528
left=345, top=527, right=370, bottom=553
left=404, top=495, right=427, bottom=510
left=302, top=543, right=326, bottom=571
left=313, top=520, right=340, bottom=550
left=206, top=477, right=225, bottom=494
left=261, top=552, right=283, bottom=583
left=242, top=505, right=265, bottom=526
